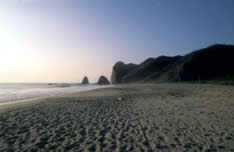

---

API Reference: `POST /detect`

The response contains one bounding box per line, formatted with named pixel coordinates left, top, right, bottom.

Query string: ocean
left=0, top=83, right=110, bottom=105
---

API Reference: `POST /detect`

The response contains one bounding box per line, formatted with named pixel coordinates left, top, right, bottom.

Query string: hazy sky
left=0, top=0, right=234, bottom=83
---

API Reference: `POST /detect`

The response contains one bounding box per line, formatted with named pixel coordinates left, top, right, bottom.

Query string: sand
left=0, top=83, right=234, bottom=151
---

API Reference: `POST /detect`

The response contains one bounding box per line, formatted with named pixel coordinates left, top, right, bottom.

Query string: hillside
left=121, top=56, right=182, bottom=83
left=111, top=44, right=234, bottom=84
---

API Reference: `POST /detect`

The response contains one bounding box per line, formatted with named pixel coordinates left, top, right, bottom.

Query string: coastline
left=0, top=83, right=234, bottom=151
left=0, top=85, right=112, bottom=110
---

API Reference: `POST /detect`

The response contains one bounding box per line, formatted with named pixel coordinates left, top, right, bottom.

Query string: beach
left=0, top=83, right=234, bottom=151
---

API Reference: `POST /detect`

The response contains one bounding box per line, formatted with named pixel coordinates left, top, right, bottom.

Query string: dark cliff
left=111, top=44, right=234, bottom=83
left=111, top=62, right=138, bottom=84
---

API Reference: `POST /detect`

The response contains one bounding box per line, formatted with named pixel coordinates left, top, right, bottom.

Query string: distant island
left=111, top=44, right=234, bottom=84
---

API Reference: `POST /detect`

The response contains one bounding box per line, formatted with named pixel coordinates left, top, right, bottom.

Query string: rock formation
left=81, top=76, right=89, bottom=84
left=97, top=76, right=110, bottom=85
left=111, top=44, right=234, bottom=83
left=121, top=56, right=182, bottom=83
left=111, top=62, right=138, bottom=84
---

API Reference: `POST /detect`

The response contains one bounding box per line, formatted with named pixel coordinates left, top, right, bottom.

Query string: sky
left=0, top=0, right=234, bottom=83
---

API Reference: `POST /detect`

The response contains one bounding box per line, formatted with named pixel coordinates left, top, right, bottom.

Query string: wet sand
left=0, top=83, right=234, bottom=151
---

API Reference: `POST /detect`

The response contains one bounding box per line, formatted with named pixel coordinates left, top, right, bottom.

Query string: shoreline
left=0, top=85, right=113, bottom=109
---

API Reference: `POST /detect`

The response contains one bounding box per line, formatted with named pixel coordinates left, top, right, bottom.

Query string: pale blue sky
left=0, top=0, right=234, bottom=82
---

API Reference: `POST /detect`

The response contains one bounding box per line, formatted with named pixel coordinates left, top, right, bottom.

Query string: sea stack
left=81, top=76, right=89, bottom=84
left=97, top=75, right=110, bottom=85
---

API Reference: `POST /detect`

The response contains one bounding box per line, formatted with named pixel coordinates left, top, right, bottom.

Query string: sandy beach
left=0, top=83, right=234, bottom=151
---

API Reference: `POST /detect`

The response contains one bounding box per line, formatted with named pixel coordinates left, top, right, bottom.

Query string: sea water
left=0, top=83, right=110, bottom=105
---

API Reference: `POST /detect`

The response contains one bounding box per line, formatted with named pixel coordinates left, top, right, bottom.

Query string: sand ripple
left=0, top=83, right=234, bottom=151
